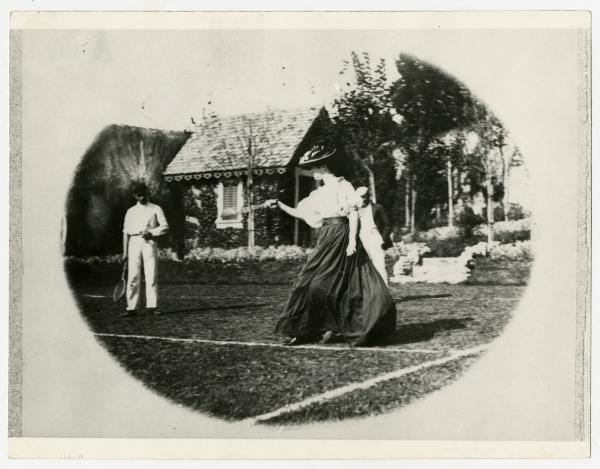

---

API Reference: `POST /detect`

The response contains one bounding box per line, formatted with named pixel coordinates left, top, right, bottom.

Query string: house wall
left=178, top=173, right=296, bottom=249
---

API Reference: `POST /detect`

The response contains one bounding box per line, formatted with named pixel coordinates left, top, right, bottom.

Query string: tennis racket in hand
left=112, top=259, right=128, bottom=303
left=263, top=199, right=279, bottom=209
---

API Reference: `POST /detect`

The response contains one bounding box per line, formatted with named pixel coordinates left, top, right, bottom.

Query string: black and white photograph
left=6, top=7, right=593, bottom=461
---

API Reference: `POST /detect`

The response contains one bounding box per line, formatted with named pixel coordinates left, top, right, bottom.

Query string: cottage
left=163, top=107, right=331, bottom=249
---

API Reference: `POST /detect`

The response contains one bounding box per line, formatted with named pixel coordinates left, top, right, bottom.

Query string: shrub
left=473, top=218, right=531, bottom=243
left=489, top=240, right=533, bottom=261
left=158, top=248, right=181, bottom=261
left=399, top=232, right=415, bottom=243
left=387, top=242, right=431, bottom=277
left=65, top=245, right=312, bottom=265
left=455, top=207, right=485, bottom=239
left=460, top=241, right=495, bottom=261
left=387, top=242, right=430, bottom=261
left=182, top=245, right=310, bottom=263
left=414, top=225, right=461, bottom=241
left=408, top=225, right=467, bottom=257
left=507, top=203, right=529, bottom=220
left=493, top=205, right=505, bottom=222
left=458, top=240, right=533, bottom=262
left=493, top=230, right=530, bottom=244
left=475, top=218, right=531, bottom=234
left=258, top=245, right=312, bottom=262
left=63, top=254, right=122, bottom=265
left=425, top=237, right=469, bottom=257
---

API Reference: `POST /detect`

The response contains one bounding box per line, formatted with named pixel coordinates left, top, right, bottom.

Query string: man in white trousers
left=356, top=186, right=391, bottom=285
left=122, top=182, right=169, bottom=317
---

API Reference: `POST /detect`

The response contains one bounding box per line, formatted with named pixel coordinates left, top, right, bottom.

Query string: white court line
left=82, top=294, right=519, bottom=301
left=81, top=295, right=276, bottom=300
left=244, top=344, right=488, bottom=425
left=396, top=297, right=519, bottom=301
left=93, top=332, right=443, bottom=354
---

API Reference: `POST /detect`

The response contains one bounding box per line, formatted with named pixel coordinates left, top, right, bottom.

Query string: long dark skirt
left=275, top=217, right=397, bottom=346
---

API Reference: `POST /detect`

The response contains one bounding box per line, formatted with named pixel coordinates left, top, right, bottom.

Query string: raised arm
left=277, top=200, right=303, bottom=219
left=274, top=191, right=323, bottom=229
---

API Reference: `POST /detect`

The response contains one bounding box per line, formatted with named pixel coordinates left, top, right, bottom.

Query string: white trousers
left=127, top=236, right=158, bottom=310
left=360, top=231, right=388, bottom=285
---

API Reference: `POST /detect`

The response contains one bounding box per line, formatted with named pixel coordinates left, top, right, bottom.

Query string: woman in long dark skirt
left=273, top=147, right=396, bottom=346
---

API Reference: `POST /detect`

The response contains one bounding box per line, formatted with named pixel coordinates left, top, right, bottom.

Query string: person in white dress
left=273, top=146, right=397, bottom=346
left=122, top=182, right=169, bottom=317
left=356, top=186, right=388, bottom=285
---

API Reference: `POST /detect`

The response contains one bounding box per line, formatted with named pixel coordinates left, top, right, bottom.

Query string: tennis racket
left=112, top=260, right=128, bottom=303
left=240, top=200, right=278, bottom=213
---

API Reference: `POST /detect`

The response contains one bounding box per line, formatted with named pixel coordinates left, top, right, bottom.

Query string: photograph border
left=6, top=7, right=593, bottom=460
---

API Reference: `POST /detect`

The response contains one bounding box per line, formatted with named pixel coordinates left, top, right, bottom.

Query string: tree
left=391, top=147, right=410, bottom=229
left=236, top=117, right=258, bottom=250
left=464, top=101, right=507, bottom=245
left=331, top=52, right=398, bottom=202
left=390, top=54, right=475, bottom=231
left=431, top=131, right=467, bottom=227
left=499, top=141, right=523, bottom=220
left=228, top=109, right=288, bottom=250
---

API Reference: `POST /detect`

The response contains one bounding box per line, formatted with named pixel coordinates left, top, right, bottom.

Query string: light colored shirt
left=296, top=178, right=362, bottom=228
left=123, top=202, right=169, bottom=237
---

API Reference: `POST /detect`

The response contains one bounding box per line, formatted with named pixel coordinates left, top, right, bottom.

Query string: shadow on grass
left=393, top=294, right=452, bottom=302
left=157, top=303, right=272, bottom=316
left=379, top=317, right=474, bottom=346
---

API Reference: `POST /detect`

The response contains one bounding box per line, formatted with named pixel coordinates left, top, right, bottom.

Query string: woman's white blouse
left=296, top=178, right=363, bottom=228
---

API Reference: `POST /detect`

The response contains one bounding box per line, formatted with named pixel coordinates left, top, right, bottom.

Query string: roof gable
left=164, top=106, right=325, bottom=176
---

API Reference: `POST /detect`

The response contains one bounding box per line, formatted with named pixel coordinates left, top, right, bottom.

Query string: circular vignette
left=62, top=54, right=532, bottom=426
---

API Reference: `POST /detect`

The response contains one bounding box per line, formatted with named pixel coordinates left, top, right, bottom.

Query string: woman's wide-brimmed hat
left=298, top=145, right=337, bottom=167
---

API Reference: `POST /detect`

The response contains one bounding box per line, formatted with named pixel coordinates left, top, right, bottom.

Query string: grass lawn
left=66, top=259, right=527, bottom=425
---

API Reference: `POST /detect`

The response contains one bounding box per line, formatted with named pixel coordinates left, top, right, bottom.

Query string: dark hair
left=325, top=156, right=347, bottom=178
left=131, top=181, right=149, bottom=196
left=304, top=155, right=347, bottom=178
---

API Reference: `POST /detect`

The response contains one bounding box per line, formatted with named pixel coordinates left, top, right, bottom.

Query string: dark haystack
left=65, top=124, right=190, bottom=256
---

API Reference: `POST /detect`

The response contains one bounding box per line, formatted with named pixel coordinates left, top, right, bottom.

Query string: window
left=221, top=184, right=238, bottom=220
left=216, top=179, right=244, bottom=229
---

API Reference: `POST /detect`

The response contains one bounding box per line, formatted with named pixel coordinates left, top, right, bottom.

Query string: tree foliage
left=330, top=51, right=519, bottom=232
left=391, top=54, right=476, bottom=170
left=329, top=52, right=398, bottom=198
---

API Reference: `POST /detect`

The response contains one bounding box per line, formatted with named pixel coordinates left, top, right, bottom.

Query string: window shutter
left=222, top=183, right=238, bottom=220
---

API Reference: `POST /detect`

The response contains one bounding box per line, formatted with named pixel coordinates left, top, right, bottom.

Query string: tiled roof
left=164, top=107, right=324, bottom=176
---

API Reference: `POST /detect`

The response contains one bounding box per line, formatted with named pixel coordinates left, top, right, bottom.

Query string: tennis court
left=72, top=282, right=521, bottom=425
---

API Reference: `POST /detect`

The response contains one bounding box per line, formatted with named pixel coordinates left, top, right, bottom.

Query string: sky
left=22, top=29, right=479, bottom=132
left=20, top=27, right=570, bottom=209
